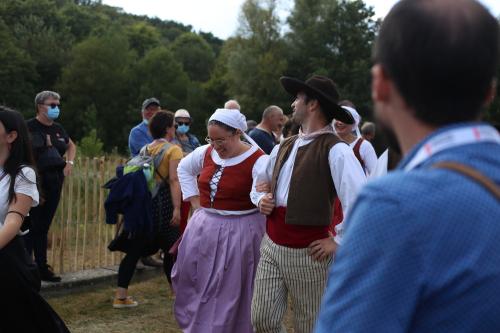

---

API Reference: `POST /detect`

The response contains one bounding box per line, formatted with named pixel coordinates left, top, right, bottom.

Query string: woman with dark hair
left=113, top=110, right=183, bottom=308
left=0, top=106, right=69, bottom=332
left=172, top=108, right=267, bottom=333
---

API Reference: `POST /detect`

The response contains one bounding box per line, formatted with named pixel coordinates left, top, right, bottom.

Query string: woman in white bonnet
left=172, top=108, right=267, bottom=333
left=333, top=101, right=377, bottom=175
left=331, top=101, right=378, bottom=237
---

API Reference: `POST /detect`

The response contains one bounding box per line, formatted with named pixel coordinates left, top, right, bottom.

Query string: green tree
left=0, top=0, right=74, bottom=91
left=0, top=19, right=37, bottom=112
left=78, top=128, right=104, bottom=157
left=224, top=0, right=288, bottom=120
left=57, top=31, right=135, bottom=152
left=286, top=0, right=379, bottom=115
left=171, top=32, right=216, bottom=82
left=133, top=46, right=190, bottom=111
left=126, top=22, right=161, bottom=58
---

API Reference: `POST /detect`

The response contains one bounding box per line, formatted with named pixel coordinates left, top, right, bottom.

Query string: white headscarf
left=341, top=106, right=362, bottom=138
left=209, top=108, right=261, bottom=149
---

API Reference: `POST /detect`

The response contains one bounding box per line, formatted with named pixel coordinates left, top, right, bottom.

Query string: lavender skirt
left=172, top=209, right=265, bottom=333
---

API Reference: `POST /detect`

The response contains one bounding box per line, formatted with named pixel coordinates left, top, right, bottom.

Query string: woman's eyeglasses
left=205, top=134, right=235, bottom=146
left=177, top=121, right=190, bottom=126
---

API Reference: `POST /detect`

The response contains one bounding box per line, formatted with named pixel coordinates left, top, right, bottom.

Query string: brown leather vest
left=270, top=133, right=344, bottom=226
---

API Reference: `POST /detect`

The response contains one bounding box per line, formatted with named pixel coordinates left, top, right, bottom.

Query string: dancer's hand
left=258, top=193, right=275, bottom=215
left=308, top=237, right=337, bottom=261
left=170, top=207, right=181, bottom=226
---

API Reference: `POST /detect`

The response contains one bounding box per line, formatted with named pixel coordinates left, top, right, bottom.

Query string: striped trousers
left=251, top=234, right=332, bottom=333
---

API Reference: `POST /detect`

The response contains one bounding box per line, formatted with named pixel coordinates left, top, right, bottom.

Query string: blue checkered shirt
left=315, top=122, right=500, bottom=333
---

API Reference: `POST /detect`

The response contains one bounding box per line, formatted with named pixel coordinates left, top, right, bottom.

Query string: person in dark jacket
left=25, top=90, right=76, bottom=282
left=249, top=105, right=284, bottom=154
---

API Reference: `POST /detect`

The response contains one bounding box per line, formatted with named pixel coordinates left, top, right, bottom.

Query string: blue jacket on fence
left=104, top=166, right=153, bottom=233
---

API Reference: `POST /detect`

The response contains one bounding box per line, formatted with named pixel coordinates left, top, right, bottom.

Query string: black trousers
left=117, top=185, right=179, bottom=289
left=24, top=170, right=64, bottom=267
left=117, top=237, right=176, bottom=288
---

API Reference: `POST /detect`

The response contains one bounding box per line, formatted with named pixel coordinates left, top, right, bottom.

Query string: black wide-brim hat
left=280, top=75, right=354, bottom=124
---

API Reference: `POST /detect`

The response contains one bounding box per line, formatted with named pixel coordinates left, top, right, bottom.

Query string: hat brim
left=280, top=77, right=354, bottom=124
left=144, top=102, right=160, bottom=109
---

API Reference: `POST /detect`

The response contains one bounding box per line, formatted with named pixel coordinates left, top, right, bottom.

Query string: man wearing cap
left=315, top=0, right=500, bottom=332
left=250, top=75, right=366, bottom=333
left=172, top=109, right=201, bottom=155
left=128, top=98, right=161, bottom=157
left=128, top=98, right=163, bottom=268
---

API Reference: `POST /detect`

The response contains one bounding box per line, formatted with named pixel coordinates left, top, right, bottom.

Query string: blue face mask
left=47, top=106, right=60, bottom=120
left=177, top=124, right=190, bottom=134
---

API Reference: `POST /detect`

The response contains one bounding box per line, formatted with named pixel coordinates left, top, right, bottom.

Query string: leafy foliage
left=0, top=0, right=497, bottom=154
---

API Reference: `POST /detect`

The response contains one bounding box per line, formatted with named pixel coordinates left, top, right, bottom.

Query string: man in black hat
left=250, top=75, right=366, bottom=333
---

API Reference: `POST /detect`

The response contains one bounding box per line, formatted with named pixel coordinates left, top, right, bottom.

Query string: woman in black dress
left=0, top=106, right=69, bottom=332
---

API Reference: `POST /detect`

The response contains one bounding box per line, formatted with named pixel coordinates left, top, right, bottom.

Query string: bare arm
left=169, top=159, right=182, bottom=226
left=0, top=194, right=33, bottom=249
left=64, top=138, right=77, bottom=176
left=189, top=196, right=201, bottom=210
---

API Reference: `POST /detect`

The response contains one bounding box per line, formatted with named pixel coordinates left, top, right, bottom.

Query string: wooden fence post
left=74, top=157, right=82, bottom=271
left=92, top=158, right=99, bottom=268
left=58, top=178, right=66, bottom=274
left=97, top=157, right=105, bottom=267
left=81, top=157, right=90, bottom=271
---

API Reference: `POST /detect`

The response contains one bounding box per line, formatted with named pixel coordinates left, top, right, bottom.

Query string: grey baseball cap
left=141, top=97, right=160, bottom=111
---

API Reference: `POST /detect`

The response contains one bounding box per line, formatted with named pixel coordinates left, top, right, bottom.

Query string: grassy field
left=46, top=274, right=296, bottom=333
left=47, top=275, right=181, bottom=333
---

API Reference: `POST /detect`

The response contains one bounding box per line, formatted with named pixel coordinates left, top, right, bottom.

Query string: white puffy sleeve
left=360, top=140, right=378, bottom=176
left=250, top=145, right=278, bottom=207
left=177, top=145, right=210, bottom=201
left=250, top=154, right=271, bottom=207
left=15, top=167, right=39, bottom=207
left=329, top=144, right=367, bottom=245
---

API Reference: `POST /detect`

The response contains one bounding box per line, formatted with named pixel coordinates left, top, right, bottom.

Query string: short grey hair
left=361, top=122, right=376, bottom=136
left=35, top=91, right=61, bottom=106
left=262, top=105, right=283, bottom=120
left=224, top=99, right=240, bottom=110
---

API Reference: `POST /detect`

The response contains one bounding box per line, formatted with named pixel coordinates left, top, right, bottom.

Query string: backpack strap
left=432, top=161, right=500, bottom=201
left=139, top=145, right=148, bottom=157
left=152, top=142, right=173, bottom=183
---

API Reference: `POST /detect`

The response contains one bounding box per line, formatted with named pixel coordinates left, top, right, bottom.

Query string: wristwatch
left=66, top=160, right=74, bottom=166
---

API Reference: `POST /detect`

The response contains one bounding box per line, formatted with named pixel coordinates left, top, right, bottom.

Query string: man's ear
left=372, top=64, right=391, bottom=103
left=307, top=99, right=320, bottom=113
